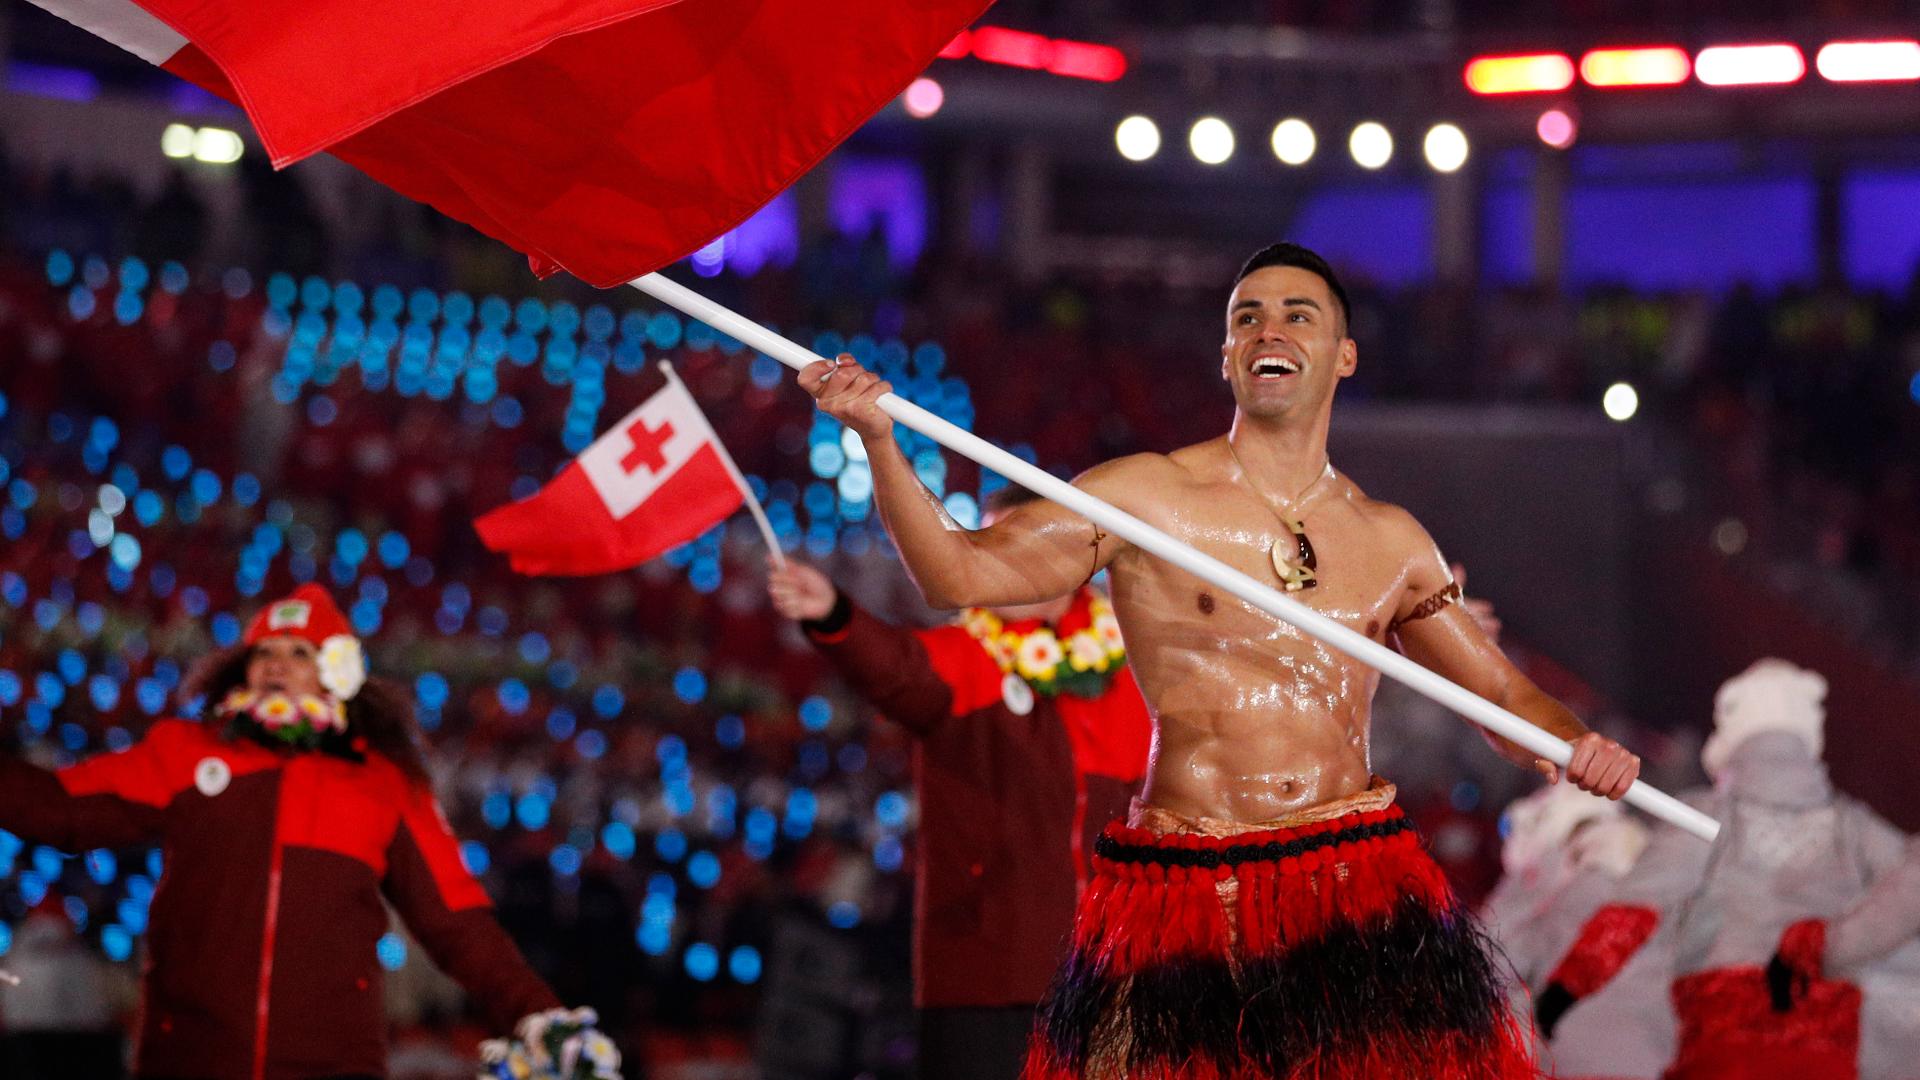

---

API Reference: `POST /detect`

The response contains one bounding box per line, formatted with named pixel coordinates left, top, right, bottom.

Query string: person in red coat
left=767, top=487, right=1153, bottom=1080
left=0, top=584, right=614, bottom=1080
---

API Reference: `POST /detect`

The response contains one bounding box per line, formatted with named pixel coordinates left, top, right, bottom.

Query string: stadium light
left=1270, top=119, right=1315, bottom=165
left=1580, top=46, right=1691, bottom=87
left=1423, top=123, right=1468, bottom=173
left=1349, top=122, right=1392, bottom=169
left=1816, top=40, right=1920, bottom=82
left=969, top=27, right=1049, bottom=69
left=1603, top=382, right=1639, bottom=422
left=1046, top=39, right=1127, bottom=82
left=1115, top=115, right=1161, bottom=162
left=1464, top=53, right=1575, bottom=94
left=161, top=123, right=196, bottom=159
left=1189, top=117, right=1235, bottom=165
left=1536, top=109, right=1577, bottom=149
left=902, top=77, right=944, bottom=119
left=191, top=127, right=244, bottom=165
left=1694, top=43, right=1805, bottom=86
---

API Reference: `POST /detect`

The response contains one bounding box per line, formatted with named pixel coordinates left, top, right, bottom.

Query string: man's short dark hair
left=984, top=483, right=1045, bottom=516
left=1233, top=242, right=1350, bottom=337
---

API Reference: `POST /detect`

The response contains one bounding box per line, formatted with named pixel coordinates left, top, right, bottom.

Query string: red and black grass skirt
left=1023, top=791, right=1535, bottom=1079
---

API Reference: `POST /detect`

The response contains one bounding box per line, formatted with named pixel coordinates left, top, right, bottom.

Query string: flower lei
left=961, top=590, right=1127, bottom=699
left=478, top=1006, right=621, bottom=1080
left=218, top=688, right=350, bottom=753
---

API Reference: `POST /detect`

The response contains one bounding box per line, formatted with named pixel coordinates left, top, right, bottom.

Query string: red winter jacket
left=0, top=719, right=559, bottom=1080
left=806, top=592, right=1152, bottom=1008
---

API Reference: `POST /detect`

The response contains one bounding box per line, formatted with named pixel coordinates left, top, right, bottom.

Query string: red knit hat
left=244, top=583, right=353, bottom=647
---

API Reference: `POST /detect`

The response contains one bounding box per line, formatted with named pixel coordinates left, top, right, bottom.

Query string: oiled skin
left=802, top=265, right=1641, bottom=822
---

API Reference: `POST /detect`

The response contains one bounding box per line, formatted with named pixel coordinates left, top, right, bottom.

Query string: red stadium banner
left=25, top=0, right=990, bottom=286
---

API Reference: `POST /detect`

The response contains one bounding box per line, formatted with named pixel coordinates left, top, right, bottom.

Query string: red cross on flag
left=25, top=0, right=990, bottom=286
left=475, top=368, right=747, bottom=576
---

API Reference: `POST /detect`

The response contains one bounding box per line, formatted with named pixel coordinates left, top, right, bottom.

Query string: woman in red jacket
left=0, top=584, right=615, bottom=1080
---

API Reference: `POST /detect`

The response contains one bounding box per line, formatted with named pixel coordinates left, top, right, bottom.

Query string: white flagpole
left=658, top=361, right=787, bottom=569
left=629, top=272, right=1719, bottom=844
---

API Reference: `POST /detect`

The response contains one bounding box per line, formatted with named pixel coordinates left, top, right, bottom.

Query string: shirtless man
left=802, top=243, right=1638, bottom=1079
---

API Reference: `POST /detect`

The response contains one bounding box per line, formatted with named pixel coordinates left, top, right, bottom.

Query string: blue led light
left=687, top=850, right=721, bottom=888
left=729, top=945, right=762, bottom=984
left=827, top=901, right=861, bottom=929
left=798, top=695, right=832, bottom=732
left=461, top=840, right=491, bottom=875
left=684, top=943, right=719, bottom=981
left=377, top=933, right=407, bottom=971
left=654, top=828, right=688, bottom=863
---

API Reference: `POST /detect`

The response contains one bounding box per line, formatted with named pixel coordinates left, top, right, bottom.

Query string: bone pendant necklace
left=1227, top=438, right=1330, bottom=592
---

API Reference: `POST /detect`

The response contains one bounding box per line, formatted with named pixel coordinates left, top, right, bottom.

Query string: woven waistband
left=1094, top=807, right=1413, bottom=870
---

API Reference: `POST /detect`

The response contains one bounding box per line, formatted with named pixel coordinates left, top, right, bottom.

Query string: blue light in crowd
left=377, top=532, right=409, bottom=569
left=646, top=311, right=682, bottom=349
left=33, top=846, right=63, bottom=880
left=549, top=844, right=583, bottom=877
left=86, top=849, right=117, bottom=885
left=655, top=734, right=687, bottom=767
left=720, top=946, right=762, bottom=984
left=460, top=840, right=491, bottom=875
left=46, top=249, right=74, bottom=286
left=799, top=741, right=830, bottom=779
left=69, top=285, right=96, bottom=320
left=58, top=650, right=86, bottom=685
left=515, top=792, right=551, bottom=830
left=575, top=729, right=607, bottom=760
left=415, top=672, right=449, bottom=709
left=638, top=924, right=672, bottom=956
left=546, top=661, right=577, bottom=689
left=687, top=851, right=722, bottom=888
left=476, top=606, right=509, bottom=637
left=592, top=684, right=624, bottom=719
left=715, top=714, right=746, bottom=749
left=545, top=708, right=576, bottom=741
left=102, top=924, right=132, bottom=962
left=874, top=835, right=904, bottom=873
left=136, top=679, right=167, bottom=715
left=110, top=533, right=141, bottom=572
left=492, top=396, right=524, bottom=428
left=34, top=600, right=63, bottom=632
left=106, top=727, right=133, bottom=751
left=8, top=479, right=35, bottom=510
left=827, top=902, right=862, bottom=929
left=0, top=571, right=23, bottom=606
left=518, top=633, right=551, bottom=664
left=600, top=822, right=636, bottom=861
left=181, top=586, right=209, bottom=617
left=377, top=933, right=407, bottom=971
left=0, top=672, right=19, bottom=706
left=673, top=667, right=707, bottom=704
left=60, top=722, right=88, bottom=750
left=783, top=789, right=817, bottom=840
left=875, top=791, right=910, bottom=830
left=89, top=674, right=120, bottom=712
left=18, top=870, right=47, bottom=906
left=798, top=695, right=831, bottom=732
left=655, top=828, right=688, bottom=863
left=481, top=791, right=512, bottom=830
left=647, top=872, right=677, bottom=899
left=335, top=528, right=369, bottom=565
left=497, top=678, right=530, bottom=715
left=349, top=599, right=381, bottom=636
left=116, top=897, right=147, bottom=934
left=189, top=469, right=220, bottom=505
left=147, top=850, right=163, bottom=879
left=684, top=943, right=719, bottom=981
left=1910, top=371, right=1920, bottom=406
left=35, top=673, right=66, bottom=708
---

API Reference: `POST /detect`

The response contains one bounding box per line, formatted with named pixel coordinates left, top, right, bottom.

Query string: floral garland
left=478, top=1006, right=621, bottom=1080
left=219, top=688, right=349, bottom=752
left=961, top=591, right=1127, bottom=699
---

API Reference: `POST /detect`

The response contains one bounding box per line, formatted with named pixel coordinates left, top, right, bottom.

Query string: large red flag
left=27, top=0, right=990, bottom=286
left=475, top=375, right=744, bottom=575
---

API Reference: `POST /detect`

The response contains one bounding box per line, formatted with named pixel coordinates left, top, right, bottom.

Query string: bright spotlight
left=1349, top=122, right=1392, bottom=169
left=1270, top=118, right=1315, bottom=165
left=1603, top=382, right=1640, bottom=421
left=1115, top=115, right=1161, bottom=162
left=903, top=77, right=944, bottom=119
left=1536, top=109, right=1577, bottom=149
left=1423, top=123, right=1469, bottom=173
left=1189, top=117, right=1235, bottom=165
left=161, top=123, right=196, bottom=159
left=191, top=127, right=244, bottom=165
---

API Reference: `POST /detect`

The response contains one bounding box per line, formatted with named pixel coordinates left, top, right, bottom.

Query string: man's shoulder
left=1075, top=449, right=1194, bottom=495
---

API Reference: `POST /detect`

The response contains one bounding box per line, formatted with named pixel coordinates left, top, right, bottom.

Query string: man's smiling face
left=1220, top=265, right=1356, bottom=420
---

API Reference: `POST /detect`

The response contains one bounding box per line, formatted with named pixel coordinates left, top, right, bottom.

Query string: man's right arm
left=800, top=354, right=1139, bottom=609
